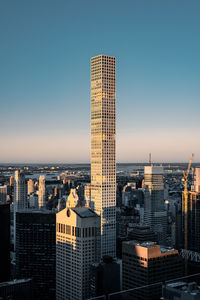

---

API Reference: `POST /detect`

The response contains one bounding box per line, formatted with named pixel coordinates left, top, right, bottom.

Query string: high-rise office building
left=38, top=175, right=45, bottom=208
left=122, top=241, right=183, bottom=300
left=14, top=170, right=27, bottom=211
left=27, top=179, right=34, bottom=195
left=144, top=166, right=167, bottom=244
left=0, top=202, right=10, bottom=283
left=14, top=170, right=27, bottom=249
left=16, top=210, right=56, bottom=300
left=91, top=54, right=116, bottom=258
left=194, top=168, right=200, bottom=193
left=56, top=207, right=100, bottom=300
left=186, top=190, right=200, bottom=253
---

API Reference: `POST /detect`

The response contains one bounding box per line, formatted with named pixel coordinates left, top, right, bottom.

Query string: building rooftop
left=16, top=209, right=56, bottom=214
left=0, top=279, right=32, bottom=288
left=124, top=240, right=177, bottom=256
left=166, top=281, right=200, bottom=295
left=71, top=207, right=99, bottom=218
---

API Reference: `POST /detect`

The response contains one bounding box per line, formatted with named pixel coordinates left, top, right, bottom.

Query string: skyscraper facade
left=144, top=166, right=167, bottom=245
left=16, top=210, right=56, bottom=300
left=38, top=175, right=45, bottom=208
left=14, top=170, right=27, bottom=211
left=14, top=170, right=27, bottom=249
left=91, top=54, right=116, bottom=258
left=27, top=179, right=34, bottom=195
left=56, top=207, right=100, bottom=300
left=0, top=202, right=10, bottom=283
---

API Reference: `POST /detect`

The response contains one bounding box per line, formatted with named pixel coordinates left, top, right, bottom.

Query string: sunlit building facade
left=91, top=54, right=116, bottom=257
left=56, top=207, right=100, bottom=300
left=27, top=179, right=34, bottom=195
left=14, top=170, right=27, bottom=211
left=38, top=175, right=45, bottom=208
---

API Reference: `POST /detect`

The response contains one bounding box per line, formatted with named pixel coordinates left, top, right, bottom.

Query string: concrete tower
left=91, top=54, right=116, bottom=257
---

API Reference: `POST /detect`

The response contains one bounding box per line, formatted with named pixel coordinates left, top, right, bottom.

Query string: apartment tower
left=91, top=54, right=116, bottom=257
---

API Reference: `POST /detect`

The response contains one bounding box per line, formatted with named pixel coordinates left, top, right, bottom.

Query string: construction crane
left=183, top=153, right=194, bottom=274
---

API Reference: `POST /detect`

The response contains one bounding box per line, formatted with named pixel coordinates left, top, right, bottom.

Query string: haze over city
left=1, top=0, right=200, bottom=163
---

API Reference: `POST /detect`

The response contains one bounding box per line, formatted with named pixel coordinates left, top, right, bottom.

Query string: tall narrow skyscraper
left=91, top=54, right=116, bottom=257
left=38, top=175, right=45, bottom=208
left=14, top=170, right=27, bottom=211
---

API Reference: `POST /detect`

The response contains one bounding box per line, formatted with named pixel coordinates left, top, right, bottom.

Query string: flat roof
left=71, top=207, right=99, bottom=218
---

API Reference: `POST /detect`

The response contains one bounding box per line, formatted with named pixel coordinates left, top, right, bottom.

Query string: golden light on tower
left=183, top=153, right=194, bottom=274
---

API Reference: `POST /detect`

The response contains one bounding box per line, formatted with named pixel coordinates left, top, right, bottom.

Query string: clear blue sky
left=0, top=0, right=200, bottom=163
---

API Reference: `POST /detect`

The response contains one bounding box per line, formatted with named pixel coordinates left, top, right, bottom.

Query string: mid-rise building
left=0, top=203, right=10, bottom=283
left=91, top=54, right=116, bottom=257
left=90, top=256, right=121, bottom=298
left=144, top=166, right=167, bottom=244
left=16, top=210, right=56, bottom=300
left=122, top=241, right=183, bottom=300
left=56, top=207, right=100, bottom=300
left=38, top=175, right=45, bottom=208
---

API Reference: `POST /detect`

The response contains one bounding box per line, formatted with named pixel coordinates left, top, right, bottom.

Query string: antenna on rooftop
left=149, top=153, right=152, bottom=165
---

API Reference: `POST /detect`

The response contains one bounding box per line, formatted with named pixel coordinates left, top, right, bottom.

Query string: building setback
left=91, top=54, right=116, bottom=258
left=15, top=210, right=56, bottom=300
left=122, top=241, right=183, bottom=300
left=56, top=207, right=100, bottom=300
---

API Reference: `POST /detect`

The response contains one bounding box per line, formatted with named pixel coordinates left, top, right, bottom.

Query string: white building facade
left=38, top=175, right=45, bottom=208
left=56, top=207, right=100, bottom=300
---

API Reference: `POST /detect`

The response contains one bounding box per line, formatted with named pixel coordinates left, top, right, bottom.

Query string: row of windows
left=57, top=224, right=98, bottom=238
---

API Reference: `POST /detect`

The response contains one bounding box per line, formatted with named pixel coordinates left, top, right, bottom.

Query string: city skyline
left=1, top=0, right=200, bottom=163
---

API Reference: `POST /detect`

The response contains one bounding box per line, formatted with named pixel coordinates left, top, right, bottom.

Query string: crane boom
left=183, top=153, right=194, bottom=275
